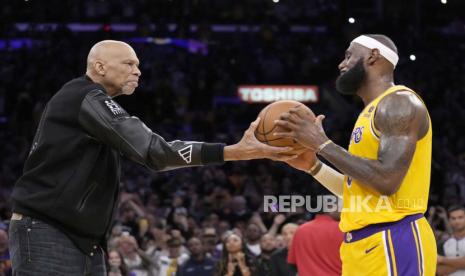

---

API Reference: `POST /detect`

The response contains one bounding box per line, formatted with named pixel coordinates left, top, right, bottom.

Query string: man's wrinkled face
left=336, top=44, right=367, bottom=95
left=101, top=46, right=141, bottom=96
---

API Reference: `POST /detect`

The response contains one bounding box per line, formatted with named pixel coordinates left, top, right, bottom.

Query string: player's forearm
left=310, top=160, right=344, bottom=197
left=318, top=142, right=402, bottom=195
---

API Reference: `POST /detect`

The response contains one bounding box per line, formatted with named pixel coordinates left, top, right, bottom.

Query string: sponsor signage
left=238, top=85, right=319, bottom=103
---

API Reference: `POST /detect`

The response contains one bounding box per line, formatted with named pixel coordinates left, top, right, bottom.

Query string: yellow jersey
left=340, top=85, right=432, bottom=232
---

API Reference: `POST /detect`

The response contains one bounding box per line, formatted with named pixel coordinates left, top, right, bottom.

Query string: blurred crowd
left=1, top=0, right=465, bottom=275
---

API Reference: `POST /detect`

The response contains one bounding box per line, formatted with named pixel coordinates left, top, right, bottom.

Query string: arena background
left=0, top=0, right=464, bottom=275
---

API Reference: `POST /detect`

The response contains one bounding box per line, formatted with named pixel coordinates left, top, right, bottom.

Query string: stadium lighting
left=409, top=54, right=416, bottom=61
left=348, top=17, right=355, bottom=24
left=272, top=0, right=279, bottom=3
left=441, top=0, right=447, bottom=4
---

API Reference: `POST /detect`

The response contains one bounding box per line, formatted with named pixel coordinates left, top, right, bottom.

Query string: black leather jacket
left=12, top=75, right=224, bottom=254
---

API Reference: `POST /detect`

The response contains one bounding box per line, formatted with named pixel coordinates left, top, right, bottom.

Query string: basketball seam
left=265, top=137, right=301, bottom=143
left=255, top=104, right=303, bottom=136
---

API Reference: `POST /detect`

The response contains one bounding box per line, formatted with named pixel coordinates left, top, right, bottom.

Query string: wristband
left=317, top=140, right=333, bottom=154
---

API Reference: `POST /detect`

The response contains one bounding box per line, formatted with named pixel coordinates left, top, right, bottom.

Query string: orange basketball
left=254, top=100, right=315, bottom=155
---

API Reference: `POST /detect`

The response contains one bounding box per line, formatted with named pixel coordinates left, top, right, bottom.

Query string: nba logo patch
left=351, top=127, right=364, bottom=144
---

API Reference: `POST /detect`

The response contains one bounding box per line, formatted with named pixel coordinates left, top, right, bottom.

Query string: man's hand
left=284, top=149, right=318, bottom=172
left=224, top=117, right=300, bottom=161
left=274, top=107, right=329, bottom=151
left=273, top=214, right=286, bottom=225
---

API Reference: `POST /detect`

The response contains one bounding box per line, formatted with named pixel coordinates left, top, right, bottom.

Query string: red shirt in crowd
left=287, top=214, right=343, bottom=276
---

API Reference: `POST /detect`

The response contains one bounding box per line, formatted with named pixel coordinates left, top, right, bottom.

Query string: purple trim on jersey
left=344, top=213, right=423, bottom=243
left=390, top=221, right=420, bottom=276
left=384, top=230, right=395, bottom=276
left=413, top=221, right=424, bottom=276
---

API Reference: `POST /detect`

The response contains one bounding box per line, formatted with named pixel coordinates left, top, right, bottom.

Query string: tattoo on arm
left=318, top=91, right=425, bottom=195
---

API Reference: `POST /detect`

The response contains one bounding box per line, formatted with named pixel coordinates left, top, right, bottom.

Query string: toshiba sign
left=238, top=85, right=319, bottom=103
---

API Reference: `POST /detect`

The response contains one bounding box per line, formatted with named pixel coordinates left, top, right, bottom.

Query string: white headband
left=351, top=35, right=399, bottom=67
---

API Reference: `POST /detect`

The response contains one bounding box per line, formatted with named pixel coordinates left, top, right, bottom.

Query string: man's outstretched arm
left=79, top=89, right=294, bottom=171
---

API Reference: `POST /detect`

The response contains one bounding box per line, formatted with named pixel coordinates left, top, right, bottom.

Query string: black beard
left=336, top=59, right=366, bottom=95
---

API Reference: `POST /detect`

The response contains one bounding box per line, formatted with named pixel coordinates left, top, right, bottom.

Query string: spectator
left=274, top=235, right=286, bottom=250
left=202, top=227, right=222, bottom=262
left=176, top=237, right=215, bottom=276
left=269, top=223, right=298, bottom=276
left=214, top=232, right=256, bottom=276
left=108, top=249, right=135, bottom=276
left=256, top=233, right=277, bottom=275
left=244, top=222, right=262, bottom=256
left=288, top=211, right=343, bottom=276
left=117, top=234, right=154, bottom=276
left=158, top=237, right=189, bottom=276
left=428, top=205, right=452, bottom=254
left=438, top=206, right=465, bottom=275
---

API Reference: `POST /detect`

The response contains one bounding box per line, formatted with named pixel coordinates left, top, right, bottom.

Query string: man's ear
left=94, top=60, right=106, bottom=76
left=367, top=48, right=381, bottom=65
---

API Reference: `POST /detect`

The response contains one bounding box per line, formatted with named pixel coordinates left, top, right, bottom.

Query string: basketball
left=254, top=100, right=315, bottom=154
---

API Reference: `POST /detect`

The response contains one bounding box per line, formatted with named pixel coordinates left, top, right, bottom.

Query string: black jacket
left=269, top=248, right=297, bottom=276
left=12, top=76, right=224, bottom=254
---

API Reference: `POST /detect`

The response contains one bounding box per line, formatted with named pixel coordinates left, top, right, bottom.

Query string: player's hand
left=224, top=117, right=299, bottom=161
left=274, top=107, right=330, bottom=151
left=284, top=149, right=318, bottom=172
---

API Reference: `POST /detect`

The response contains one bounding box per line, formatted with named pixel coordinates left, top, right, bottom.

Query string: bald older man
left=9, top=40, right=291, bottom=275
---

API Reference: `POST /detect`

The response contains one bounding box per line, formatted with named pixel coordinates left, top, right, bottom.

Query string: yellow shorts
left=341, top=214, right=437, bottom=276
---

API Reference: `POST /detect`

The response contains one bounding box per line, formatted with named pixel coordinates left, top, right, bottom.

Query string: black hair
left=448, top=205, right=465, bottom=215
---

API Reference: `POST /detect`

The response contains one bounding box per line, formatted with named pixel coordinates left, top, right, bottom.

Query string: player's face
left=336, top=45, right=367, bottom=95
left=104, top=47, right=141, bottom=96
left=449, top=210, right=465, bottom=232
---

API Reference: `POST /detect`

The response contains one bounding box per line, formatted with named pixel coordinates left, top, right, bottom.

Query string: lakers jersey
left=340, top=85, right=432, bottom=232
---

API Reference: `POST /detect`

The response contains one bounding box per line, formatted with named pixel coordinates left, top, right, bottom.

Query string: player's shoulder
left=378, top=89, right=425, bottom=113
left=375, top=89, right=428, bottom=135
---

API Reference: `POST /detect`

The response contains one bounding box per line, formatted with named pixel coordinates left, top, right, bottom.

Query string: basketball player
left=275, top=34, right=436, bottom=275
left=8, top=40, right=293, bottom=275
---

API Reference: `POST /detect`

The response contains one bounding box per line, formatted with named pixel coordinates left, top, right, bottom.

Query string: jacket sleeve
left=78, top=89, right=224, bottom=171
